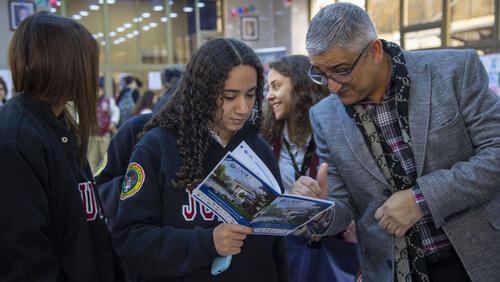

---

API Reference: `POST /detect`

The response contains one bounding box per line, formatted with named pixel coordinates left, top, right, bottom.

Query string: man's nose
left=328, top=78, right=342, bottom=94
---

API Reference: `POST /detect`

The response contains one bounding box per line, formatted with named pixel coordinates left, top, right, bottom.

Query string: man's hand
left=213, top=223, right=253, bottom=256
left=375, top=189, right=423, bottom=237
left=290, top=163, right=328, bottom=199
left=291, top=163, right=328, bottom=222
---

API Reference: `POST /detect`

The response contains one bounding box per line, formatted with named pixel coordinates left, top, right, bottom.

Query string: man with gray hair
left=291, top=3, right=499, bottom=282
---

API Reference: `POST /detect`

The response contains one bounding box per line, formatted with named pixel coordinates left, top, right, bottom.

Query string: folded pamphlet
left=192, top=141, right=334, bottom=236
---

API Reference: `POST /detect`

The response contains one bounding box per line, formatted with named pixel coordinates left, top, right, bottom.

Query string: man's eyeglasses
left=307, top=43, right=371, bottom=85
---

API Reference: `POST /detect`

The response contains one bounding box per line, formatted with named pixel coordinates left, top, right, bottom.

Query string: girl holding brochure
left=262, top=55, right=360, bottom=282
left=112, top=38, right=288, bottom=282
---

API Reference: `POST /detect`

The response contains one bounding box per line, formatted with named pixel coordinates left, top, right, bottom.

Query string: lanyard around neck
left=282, top=137, right=315, bottom=181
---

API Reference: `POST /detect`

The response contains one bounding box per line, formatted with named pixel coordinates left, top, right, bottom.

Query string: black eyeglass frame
left=307, top=43, right=371, bottom=85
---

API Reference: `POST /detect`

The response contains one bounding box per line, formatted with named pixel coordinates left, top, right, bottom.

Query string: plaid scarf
left=345, top=40, right=429, bottom=282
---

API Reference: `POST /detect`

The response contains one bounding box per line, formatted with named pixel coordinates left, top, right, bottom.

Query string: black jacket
left=112, top=123, right=289, bottom=282
left=0, top=94, right=118, bottom=281
left=94, top=113, right=152, bottom=230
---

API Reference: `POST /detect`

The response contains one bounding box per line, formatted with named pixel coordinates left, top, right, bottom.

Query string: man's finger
left=316, top=163, right=328, bottom=199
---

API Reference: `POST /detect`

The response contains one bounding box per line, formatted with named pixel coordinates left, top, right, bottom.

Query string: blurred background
left=0, top=0, right=499, bottom=99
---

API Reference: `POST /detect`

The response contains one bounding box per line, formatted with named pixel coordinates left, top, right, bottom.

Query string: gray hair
left=306, top=3, right=378, bottom=55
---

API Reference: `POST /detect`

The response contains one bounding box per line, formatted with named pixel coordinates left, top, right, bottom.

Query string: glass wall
left=367, top=0, right=400, bottom=44
left=55, top=0, right=222, bottom=95
left=310, top=0, right=500, bottom=54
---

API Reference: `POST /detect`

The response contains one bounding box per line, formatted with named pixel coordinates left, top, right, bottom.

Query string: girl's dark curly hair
left=261, top=55, right=329, bottom=147
left=142, top=38, right=264, bottom=190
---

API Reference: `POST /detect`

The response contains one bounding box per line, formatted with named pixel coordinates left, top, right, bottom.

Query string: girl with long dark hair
left=112, top=38, right=288, bottom=282
left=0, top=12, right=119, bottom=281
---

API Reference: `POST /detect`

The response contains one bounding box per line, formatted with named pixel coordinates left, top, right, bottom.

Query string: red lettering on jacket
left=182, top=189, right=215, bottom=221
left=78, top=181, right=103, bottom=221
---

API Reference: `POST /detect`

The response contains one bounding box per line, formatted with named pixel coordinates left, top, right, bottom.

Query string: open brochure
left=192, top=141, right=334, bottom=236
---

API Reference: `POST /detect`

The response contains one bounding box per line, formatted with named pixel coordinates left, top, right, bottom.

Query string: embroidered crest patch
left=120, top=162, right=145, bottom=200
left=93, top=152, right=108, bottom=177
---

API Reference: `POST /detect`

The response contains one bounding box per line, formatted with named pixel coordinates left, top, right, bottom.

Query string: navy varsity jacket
left=0, top=94, right=119, bottom=281
left=112, top=123, right=289, bottom=282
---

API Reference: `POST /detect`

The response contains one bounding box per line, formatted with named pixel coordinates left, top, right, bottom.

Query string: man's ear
left=369, top=39, right=384, bottom=64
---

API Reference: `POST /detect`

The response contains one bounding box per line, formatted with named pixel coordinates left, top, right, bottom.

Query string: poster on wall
left=8, top=1, right=35, bottom=30
left=148, top=71, right=162, bottom=90
left=241, top=16, right=259, bottom=41
left=480, top=54, right=500, bottom=96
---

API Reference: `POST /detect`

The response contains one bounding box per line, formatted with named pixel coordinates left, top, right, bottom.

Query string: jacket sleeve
left=308, top=108, right=356, bottom=236
left=0, top=144, right=62, bottom=281
left=94, top=114, right=150, bottom=228
left=111, top=145, right=219, bottom=279
left=416, top=50, right=500, bottom=227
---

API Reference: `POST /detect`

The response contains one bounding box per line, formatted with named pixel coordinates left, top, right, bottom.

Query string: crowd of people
left=0, top=3, right=499, bottom=282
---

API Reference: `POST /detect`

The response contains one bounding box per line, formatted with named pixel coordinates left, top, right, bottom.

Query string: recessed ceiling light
left=197, top=2, right=205, bottom=8
left=132, top=30, right=139, bottom=35
left=50, top=7, right=57, bottom=13
left=72, top=14, right=82, bottom=20
left=109, top=31, right=116, bottom=36
left=117, top=27, right=125, bottom=32
left=153, top=5, right=163, bottom=11
left=160, top=17, right=167, bottom=22
left=101, top=41, right=106, bottom=46
left=126, top=33, right=133, bottom=38
left=89, top=5, right=99, bottom=10
left=170, top=12, right=178, bottom=18
left=124, top=23, right=132, bottom=28
left=183, top=7, right=193, bottom=12
left=149, top=22, right=158, bottom=28
left=79, top=11, right=89, bottom=16
left=141, top=12, right=151, bottom=18
left=142, top=26, right=150, bottom=31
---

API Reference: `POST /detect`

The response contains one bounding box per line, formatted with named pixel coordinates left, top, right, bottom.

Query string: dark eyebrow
left=223, top=86, right=257, bottom=94
left=246, top=86, right=257, bottom=93
left=326, top=63, right=350, bottom=72
left=223, top=89, right=240, bottom=93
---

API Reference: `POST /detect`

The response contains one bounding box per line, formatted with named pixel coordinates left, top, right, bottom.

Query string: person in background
left=0, top=12, right=120, bottom=281
left=162, top=64, right=184, bottom=95
left=88, top=77, right=120, bottom=172
left=111, top=38, right=288, bottom=282
left=262, top=55, right=329, bottom=193
left=135, top=77, right=143, bottom=93
left=291, top=3, right=500, bottom=282
left=116, top=75, right=140, bottom=126
left=133, top=90, right=158, bottom=116
left=151, top=64, right=184, bottom=113
left=0, top=77, right=7, bottom=108
left=262, top=55, right=359, bottom=282
left=95, top=75, right=177, bottom=231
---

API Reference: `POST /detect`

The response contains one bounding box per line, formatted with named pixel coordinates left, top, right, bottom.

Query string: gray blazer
left=310, top=49, right=500, bottom=282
